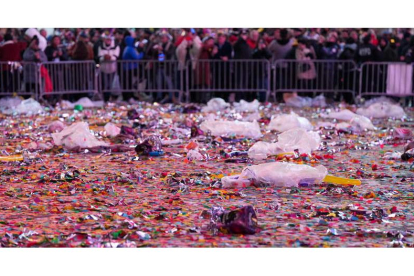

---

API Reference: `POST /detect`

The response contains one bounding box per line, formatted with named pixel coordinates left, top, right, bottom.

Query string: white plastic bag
left=267, top=112, right=313, bottom=132
left=200, top=120, right=262, bottom=139
left=48, top=120, right=66, bottom=133
left=221, top=162, right=328, bottom=188
left=52, top=122, right=109, bottom=149
left=364, top=96, right=396, bottom=107
left=242, top=112, right=261, bottom=122
left=234, top=99, right=260, bottom=112
left=186, top=149, right=204, bottom=161
left=285, top=94, right=326, bottom=108
left=60, top=97, right=104, bottom=110
left=12, top=98, right=44, bottom=114
left=201, top=98, right=230, bottom=112
left=321, top=109, right=356, bottom=121
left=350, top=115, right=375, bottom=131
left=104, top=123, right=121, bottom=137
left=248, top=128, right=320, bottom=160
left=356, top=102, right=406, bottom=119
left=0, top=97, right=22, bottom=110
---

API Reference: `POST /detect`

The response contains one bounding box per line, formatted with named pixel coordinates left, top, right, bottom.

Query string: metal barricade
left=0, top=61, right=40, bottom=99
left=186, top=59, right=271, bottom=102
left=272, top=59, right=357, bottom=101
left=39, top=61, right=99, bottom=100
left=359, top=62, right=414, bottom=98
left=99, top=60, right=183, bottom=102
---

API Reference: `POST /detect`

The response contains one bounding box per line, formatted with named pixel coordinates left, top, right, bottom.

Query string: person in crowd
left=0, top=32, right=27, bottom=92
left=114, top=29, right=126, bottom=59
left=212, top=33, right=232, bottom=99
left=68, top=32, right=94, bottom=94
left=121, top=35, right=145, bottom=100
left=176, top=30, right=201, bottom=102
left=267, top=29, right=294, bottom=101
left=382, top=37, right=399, bottom=62
left=91, top=29, right=102, bottom=63
left=355, top=34, right=380, bottom=64
left=150, top=32, right=176, bottom=103
left=39, top=29, right=47, bottom=39
left=44, top=35, right=68, bottom=93
left=246, top=30, right=259, bottom=50
left=45, top=36, right=68, bottom=62
left=399, top=31, right=412, bottom=58
left=285, top=38, right=317, bottom=97
left=25, top=28, right=47, bottom=52
left=194, top=36, right=215, bottom=103
left=252, top=38, right=272, bottom=102
left=22, top=36, right=47, bottom=93
left=232, top=29, right=253, bottom=102
left=70, top=32, right=94, bottom=60
left=98, top=34, right=120, bottom=101
left=268, top=29, right=293, bottom=64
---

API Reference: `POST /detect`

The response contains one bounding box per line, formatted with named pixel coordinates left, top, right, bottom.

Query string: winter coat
left=45, top=45, right=68, bottom=62
left=122, top=36, right=144, bottom=70
left=320, top=42, right=340, bottom=60
left=22, top=47, right=47, bottom=83
left=382, top=45, right=399, bottom=62
left=252, top=48, right=272, bottom=78
left=286, top=46, right=317, bottom=80
left=213, top=41, right=232, bottom=60
left=355, top=43, right=380, bottom=64
left=98, top=40, right=120, bottom=74
left=267, top=38, right=293, bottom=65
left=0, top=40, right=27, bottom=71
left=233, top=38, right=252, bottom=59
left=176, top=36, right=202, bottom=70
left=195, top=43, right=214, bottom=86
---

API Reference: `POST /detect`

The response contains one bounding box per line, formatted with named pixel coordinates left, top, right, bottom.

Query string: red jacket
left=0, top=41, right=27, bottom=71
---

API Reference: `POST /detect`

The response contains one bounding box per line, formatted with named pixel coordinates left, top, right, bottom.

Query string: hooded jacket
left=22, top=47, right=47, bottom=83
left=122, top=36, right=144, bottom=70
left=98, top=39, right=120, bottom=74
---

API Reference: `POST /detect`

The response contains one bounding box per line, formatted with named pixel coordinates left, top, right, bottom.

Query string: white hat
left=25, top=28, right=47, bottom=51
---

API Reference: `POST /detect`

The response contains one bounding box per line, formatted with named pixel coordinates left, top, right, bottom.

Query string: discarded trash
left=248, top=128, right=320, bottom=160
left=234, top=99, right=260, bottom=112
left=135, top=135, right=163, bottom=156
left=267, top=112, right=313, bottom=132
left=209, top=206, right=258, bottom=235
left=200, top=120, right=262, bottom=139
left=104, top=123, right=121, bottom=138
left=221, top=162, right=328, bottom=188
left=356, top=102, right=406, bottom=119
left=201, top=98, right=230, bottom=112
left=52, top=122, right=109, bottom=149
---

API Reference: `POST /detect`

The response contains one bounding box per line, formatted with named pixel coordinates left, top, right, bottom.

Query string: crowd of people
left=1, top=28, right=414, bottom=103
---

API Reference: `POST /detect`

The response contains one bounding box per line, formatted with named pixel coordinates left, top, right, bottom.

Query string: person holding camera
left=23, top=36, right=47, bottom=93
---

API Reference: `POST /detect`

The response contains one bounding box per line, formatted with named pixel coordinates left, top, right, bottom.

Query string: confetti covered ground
left=1, top=100, right=414, bottom=248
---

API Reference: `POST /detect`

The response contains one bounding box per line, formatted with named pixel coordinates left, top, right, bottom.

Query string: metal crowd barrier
left=186, top=59, right=271, bottom=102
left=272, top=59, right=357, bottom=101
left=0, top=61, right=40, bottom=99
left=4, top=59, right=414, bottom=103
left=39, top=61, right=99, bottom=100
left=359, top=62, right=414, bottom=97
left=99, top=60, right=183, bottom=102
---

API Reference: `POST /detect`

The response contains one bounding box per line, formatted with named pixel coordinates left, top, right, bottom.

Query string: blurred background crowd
left=1, top=28, right=414, bottom=103
left=2, top=28, right=414, bottom=65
